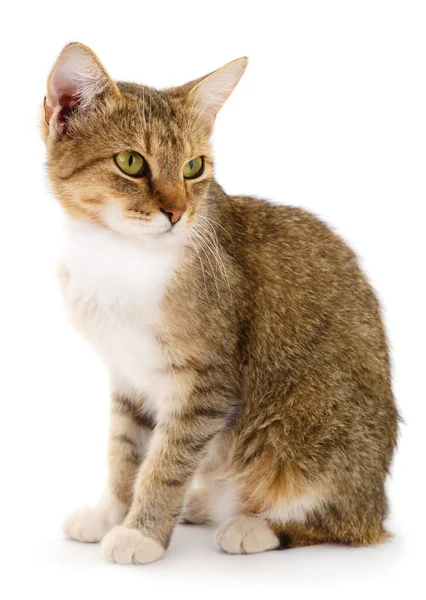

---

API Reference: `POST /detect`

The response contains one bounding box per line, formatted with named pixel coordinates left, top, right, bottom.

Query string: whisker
left=198, top=214, right=235, bottom=251
left=188, top=235, right=209, bottom=298
left=142, top=87, right=146, bottom=127
left=190, top=229, right=221, bottom=298
left=194, top=218, right=233, bottom=295
left=194, top=223, right=223, bottom=273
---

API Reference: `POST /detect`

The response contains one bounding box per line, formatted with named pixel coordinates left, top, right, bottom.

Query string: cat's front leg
left=64, top=394, right=153, bottom=543
left=101, top=383, right=233, bottom=564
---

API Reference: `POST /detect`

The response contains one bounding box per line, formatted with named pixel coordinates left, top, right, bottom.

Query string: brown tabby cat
left=42, top=42, right=398, bottom=565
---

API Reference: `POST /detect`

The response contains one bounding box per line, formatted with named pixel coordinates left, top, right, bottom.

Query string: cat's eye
left=183, top=156, right=204, bottom=179
left=114, top=151, right=146, bottom=177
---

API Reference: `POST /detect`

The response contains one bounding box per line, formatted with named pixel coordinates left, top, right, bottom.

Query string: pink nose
left=160, top=206, right=185, bottom=224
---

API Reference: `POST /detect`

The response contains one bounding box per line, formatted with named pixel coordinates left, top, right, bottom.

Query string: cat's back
left=215, top=191, right=388, bottom=376
left=225, top=194, right=356, bottom=270
left=213, top=191, right=362, bottom=303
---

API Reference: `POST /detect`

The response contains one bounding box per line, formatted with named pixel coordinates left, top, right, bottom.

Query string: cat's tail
left=269, top=520, right=391, bottom=548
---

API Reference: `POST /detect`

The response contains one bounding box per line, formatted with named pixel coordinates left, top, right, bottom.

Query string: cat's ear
left=44, top=42, right=119, bottom=128
left=186, top=57, right=248, bottom=127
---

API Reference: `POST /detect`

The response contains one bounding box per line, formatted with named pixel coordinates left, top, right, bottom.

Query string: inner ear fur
left=44, top=42, right=119, bottom=127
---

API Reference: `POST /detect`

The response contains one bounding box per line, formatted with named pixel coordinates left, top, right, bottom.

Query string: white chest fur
left=59, top=218, right=185, bottom=417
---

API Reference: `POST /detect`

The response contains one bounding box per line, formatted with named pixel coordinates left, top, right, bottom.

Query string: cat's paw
left=101, top=526, right=165, bottom=565
left=181, top=487, right=210, bottom=524
left=215, top=516, right=279, bottom=554
left=64, top=505, right=113, bottom=543
left=64, top=492, right=127, bottom=543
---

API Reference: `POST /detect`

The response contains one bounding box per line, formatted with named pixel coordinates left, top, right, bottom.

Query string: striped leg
left=64, top=395, right=154, bottom=543
left=101, top=380, right=234, bottom=564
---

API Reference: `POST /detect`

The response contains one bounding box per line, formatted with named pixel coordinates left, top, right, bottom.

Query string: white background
left=1, top=1, right=425, bottom=598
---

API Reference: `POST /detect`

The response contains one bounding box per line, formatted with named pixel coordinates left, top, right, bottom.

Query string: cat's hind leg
left=214, top=465, right=390, bottom=553
left=215, top=505, right=390, bottom=555
left=215, top=515, right=373, bottom=555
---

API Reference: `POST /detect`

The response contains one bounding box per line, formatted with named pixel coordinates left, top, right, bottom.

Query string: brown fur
left=43, top=43, right=398, bottom=556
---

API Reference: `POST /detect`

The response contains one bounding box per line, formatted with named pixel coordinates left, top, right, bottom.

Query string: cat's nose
left=160, top=206, right=186, bottom=225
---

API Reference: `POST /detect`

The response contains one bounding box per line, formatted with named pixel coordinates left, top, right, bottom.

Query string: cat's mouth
left=155, top=225, right=173, bottom=236
left=120, top=224, right=173, bottom=239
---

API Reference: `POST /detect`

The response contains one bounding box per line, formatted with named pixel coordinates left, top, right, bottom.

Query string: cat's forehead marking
left=118, top=81, right=199, bottom=156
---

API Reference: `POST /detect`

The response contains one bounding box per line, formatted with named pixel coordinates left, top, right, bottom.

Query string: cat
left=42, top=42, right=399, bottom=565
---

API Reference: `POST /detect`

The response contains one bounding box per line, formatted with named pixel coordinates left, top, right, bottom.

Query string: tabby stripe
left=114, top=433, right=136, bottom=447
left=183, top=431, right=218, bottom=455
left=162, top=479, right=184, bottom=487
left=112, top=407, right=155, bottom=430
left=57, top=156, right=109, bottom=181
left=113, top=396, right=156, bottom=429
left=189, top=406, right=229, bottom=419
left=278, top=533, right=293, bottom=549
left=109, top=437, right=140, bottom=465
left=123, top=451, right=140, bottom=466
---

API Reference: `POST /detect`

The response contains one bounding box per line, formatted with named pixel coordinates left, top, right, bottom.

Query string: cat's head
left=42, top=43, right=247, bottom=241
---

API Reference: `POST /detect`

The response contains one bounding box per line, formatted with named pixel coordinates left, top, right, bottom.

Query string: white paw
left=101, top=526, right=165, bottom=565
left=64, top=491, right=127, bottom=543
left=215, top=516, right=279, bottom=554
left=64, top=505, right=113, bottom=543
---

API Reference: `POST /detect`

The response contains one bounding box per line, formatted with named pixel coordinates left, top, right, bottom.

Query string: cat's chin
left=107, top=225, right=178, bottom=245
left=106, top=221, right=191, bottom=249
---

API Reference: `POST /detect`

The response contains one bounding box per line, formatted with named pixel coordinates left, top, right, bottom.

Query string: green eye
left=183, top=156, right=204, bottom=179
left=114, top=151, right=146, bottom=177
